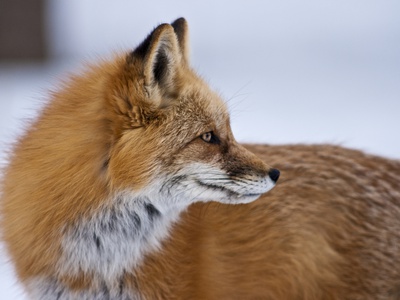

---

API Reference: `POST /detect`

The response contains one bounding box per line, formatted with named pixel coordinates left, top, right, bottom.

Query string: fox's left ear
left=133, top=23, right=181, bottom=98
left=116, top=19, right=190, bottom=130
left=132, top=18, right=190, bottom=99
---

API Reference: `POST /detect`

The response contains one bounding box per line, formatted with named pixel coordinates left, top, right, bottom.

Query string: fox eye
left=200, top=131, right=220, bottom=144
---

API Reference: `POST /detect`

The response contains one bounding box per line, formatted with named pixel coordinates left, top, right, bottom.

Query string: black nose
left=268, top=168, right=280, bottom=183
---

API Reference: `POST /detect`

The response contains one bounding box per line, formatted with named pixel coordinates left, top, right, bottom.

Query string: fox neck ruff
left=28, top=194, right=186, bottom=299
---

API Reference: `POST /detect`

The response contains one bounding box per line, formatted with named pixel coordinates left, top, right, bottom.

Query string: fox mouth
left=195, top=180, right=263, bottom=199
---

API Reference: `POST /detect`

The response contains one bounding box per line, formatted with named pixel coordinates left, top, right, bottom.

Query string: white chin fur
left=217, top=194, right=263, bottom=205
left=167, top=163, right=276, bottom=204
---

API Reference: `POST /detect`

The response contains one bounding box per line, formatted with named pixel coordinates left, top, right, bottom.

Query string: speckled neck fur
left=28, top=195, right=185, bottom=299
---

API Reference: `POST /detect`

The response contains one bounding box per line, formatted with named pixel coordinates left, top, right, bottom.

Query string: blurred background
left=1, top=0, right=399, bottom=298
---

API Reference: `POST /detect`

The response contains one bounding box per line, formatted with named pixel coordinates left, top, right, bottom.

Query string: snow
left=1, top=1, right=399, bottom=298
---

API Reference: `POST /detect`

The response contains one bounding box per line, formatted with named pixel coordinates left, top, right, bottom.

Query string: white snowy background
left=1, top=1, right=399, bottom=298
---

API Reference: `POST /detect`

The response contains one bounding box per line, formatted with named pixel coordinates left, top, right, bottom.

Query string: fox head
left=105, top=18, right=279, bottom=205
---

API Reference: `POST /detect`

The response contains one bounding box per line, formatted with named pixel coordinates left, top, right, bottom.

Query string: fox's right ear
left=171, top=18, right=190, bottom=64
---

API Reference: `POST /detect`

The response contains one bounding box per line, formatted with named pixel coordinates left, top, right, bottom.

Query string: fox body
left=1, top=18, right=400, bottom=299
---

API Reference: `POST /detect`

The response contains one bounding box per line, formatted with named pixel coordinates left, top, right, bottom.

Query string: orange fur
left=1, top=18, right=400, bottom=299
left=133, top=144, right=400, bottom=299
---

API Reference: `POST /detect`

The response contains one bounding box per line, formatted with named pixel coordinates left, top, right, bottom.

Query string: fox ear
left=171, top=18, right=190, bottom=64
left=133, top=23, right=181, bottom=99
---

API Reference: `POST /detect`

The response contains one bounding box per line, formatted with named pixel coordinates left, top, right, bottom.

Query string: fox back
left=2, top=18, right=400, bottom=299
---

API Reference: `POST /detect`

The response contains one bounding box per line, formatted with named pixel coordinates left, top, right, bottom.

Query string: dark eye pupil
left=201, top=131, right=220, bottom=144
left=204, top=133, right=211, bottom=142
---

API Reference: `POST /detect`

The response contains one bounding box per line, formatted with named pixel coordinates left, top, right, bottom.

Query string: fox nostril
left=268, top=168, right=280, bottom=183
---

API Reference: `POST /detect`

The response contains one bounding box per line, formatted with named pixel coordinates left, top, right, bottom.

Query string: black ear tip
left=171, top=18, right=188, bottom=35
left=171, top=17, right=187, bottom=26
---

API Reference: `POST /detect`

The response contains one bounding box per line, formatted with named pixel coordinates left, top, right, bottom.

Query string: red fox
left=1, top=18, right=400, bottom=299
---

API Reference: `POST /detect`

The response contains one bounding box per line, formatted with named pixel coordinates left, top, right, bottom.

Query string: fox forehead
left=175, top=83, right=229, bottom=135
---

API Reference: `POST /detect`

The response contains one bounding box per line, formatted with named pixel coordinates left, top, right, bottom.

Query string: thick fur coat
left=1, top=18, right=400, bottom=299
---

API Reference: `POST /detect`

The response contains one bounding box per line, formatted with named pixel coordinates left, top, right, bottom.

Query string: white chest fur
left=20, top=196, right=186, bottom=300
left=59, top=196, right=183, bottom=281
left=25, top=195, right=185, bottom=299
